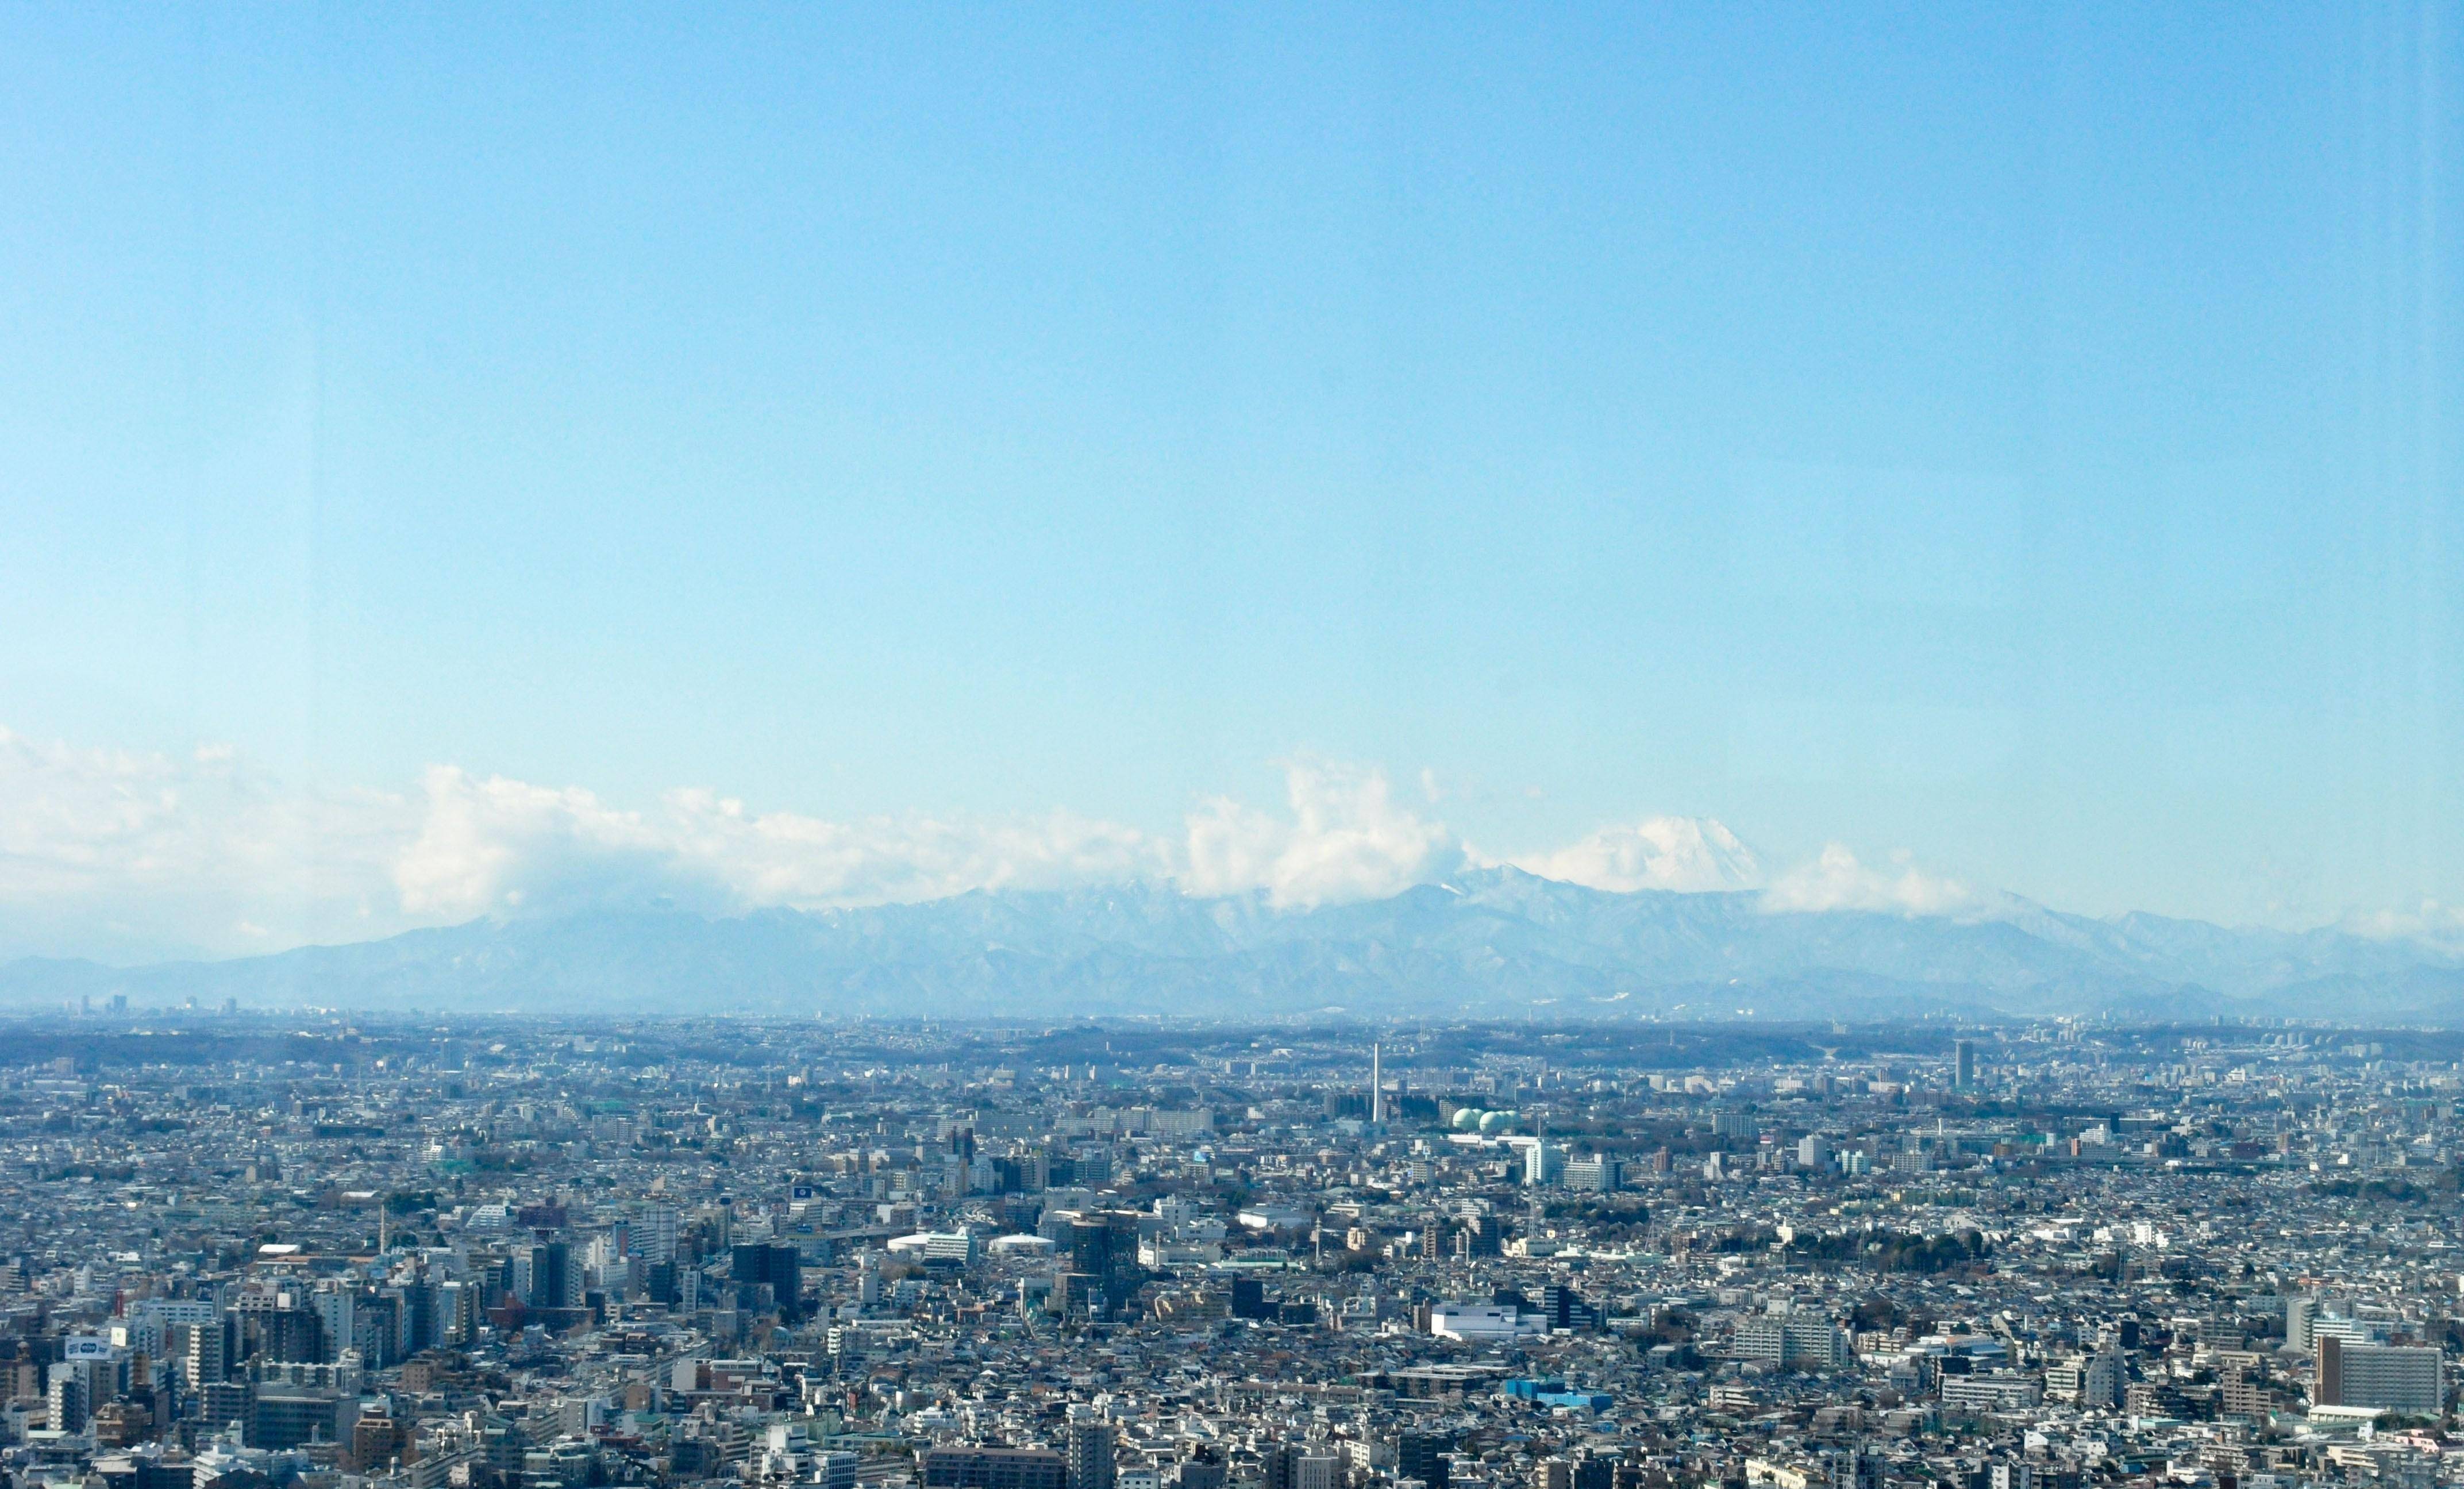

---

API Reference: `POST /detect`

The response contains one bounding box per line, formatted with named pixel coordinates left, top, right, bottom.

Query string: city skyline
left=5, top=7, right=2464, bottom=1487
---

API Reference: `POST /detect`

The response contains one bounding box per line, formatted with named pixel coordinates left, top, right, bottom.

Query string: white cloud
left=0, top=725, right=407, bottom=961
left=5, top=729, right=1460, bottom=957
left=1184, top=758, right=1462, bottom=907
left=0, top=729, right=1188, bottom=961
left=2342, top=900, right=2464, bottom=949
left=1509, top=817, right=1762, bottom=893
left=0, top=724, right=2048, bottom=963
left=655, top=790, right=1171, bottom=909
left=383, top=769, right=1184, bottom=924
left=1758, top=842, right=1988, bottom=917
left=400, top=755, right=1458, bottom=922
left=394, top=767, right=707, bottom=919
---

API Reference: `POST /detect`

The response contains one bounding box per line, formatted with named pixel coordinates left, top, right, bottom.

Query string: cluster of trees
left=1786, top=1226, right=1990, bottom=1274
left=2305, top=1169, right=2462, bottom=1203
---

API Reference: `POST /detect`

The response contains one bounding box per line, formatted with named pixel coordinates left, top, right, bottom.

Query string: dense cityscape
left=11, top=16, right=2458, bottom=1489
left=3, top=1014, right=2462, bottom=1489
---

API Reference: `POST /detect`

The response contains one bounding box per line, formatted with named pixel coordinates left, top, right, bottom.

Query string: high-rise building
left=1229, top=1277, right=1269, bottom=1320
left=1064, top=1214, right=1142, bottom=1318
left=1397, top=1433, right=1452, bottom=1489
left=1263, top=1441, right=1322, bottom=1489
left=1260, top=1442, right=1292, bottom=1489
left=1830, top=1450, right=1884, bottom=1489
left=2220, top=1365, right=2274, bottom=1420
left=817, top=1453, right=861, bottom=1489
left=1987, top=1465, right=2038, bottom=1489
left=732, top=1242, right=804, bottom=1322
left=1522, top=1138, right=1558, bottom=1188
left=1067, top=1423, right=1117, bottom=1489
left=438, top=1279, right=478, bottom=1344
left=637, top=1205, right=680, bottom=1266
left=2317, top=1336, right=2443, bottom=1415
left=1545, top=1284, right=1602, bottom=1333
left=1560, top=1157, right=1618, bottom=1192
left=47, top=1367, right=90, bottom=1434
left=244, top=1303, right=325, bottom=1364
left=197, top=1380, right=251, bottom=1434
left=2286, top=1296, right=2319, bottom=1352
left=394, top=1280, right=437, bottom=1357
left=179, top=1316, right=231, bottom=1388
left=1175, top=1456, right=1227, bottom=1489
left=346, top=1410, right=411, bottom=1474
left=1953, top=1040, right=1976, bottom=1090
left=2311, top=1315, right=2380, bottom=1349
left=528, top=1242, right=583, bottom=1310
left=1734, top=1307, right=1848, bottom=1369
left=309, top=1285, right=356, bottom=1365
left=2046, top=1348, right=2123, bottom=1409
left=353, top=1291, right=401, bottom=1368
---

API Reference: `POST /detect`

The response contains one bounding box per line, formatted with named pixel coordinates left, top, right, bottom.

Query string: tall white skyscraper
left=637, top=1203, right=680, bottom=1265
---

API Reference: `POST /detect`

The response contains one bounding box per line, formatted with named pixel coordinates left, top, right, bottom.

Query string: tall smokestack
left=1370, top=1042, right=1381, bottom=1124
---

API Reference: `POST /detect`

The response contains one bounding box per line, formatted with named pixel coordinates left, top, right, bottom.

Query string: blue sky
left=2, top=4, right=2459, bottom=955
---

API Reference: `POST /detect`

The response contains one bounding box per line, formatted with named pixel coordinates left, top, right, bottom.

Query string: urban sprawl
left=3, top=1015, right=2459, bottom=1489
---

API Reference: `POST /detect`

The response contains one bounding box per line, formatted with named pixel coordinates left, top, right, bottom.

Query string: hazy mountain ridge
left=5, top=867, right=2461, bottom=1021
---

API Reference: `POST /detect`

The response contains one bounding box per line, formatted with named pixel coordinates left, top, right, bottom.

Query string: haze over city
left=11, top=18, right=2464, bottom=1489
left=4, top=5, right=2460, bottom=972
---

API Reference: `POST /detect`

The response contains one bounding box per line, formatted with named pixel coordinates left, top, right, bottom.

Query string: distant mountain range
left=6, top=867, right=2463, bottom=1022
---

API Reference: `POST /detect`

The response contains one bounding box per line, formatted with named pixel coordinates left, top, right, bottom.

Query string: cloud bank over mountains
left=1503, top=817, right=1762, bottom=896
left=0, top=726, right=1780, bottom=960
left=1, top=723, right=2435, bottom=967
